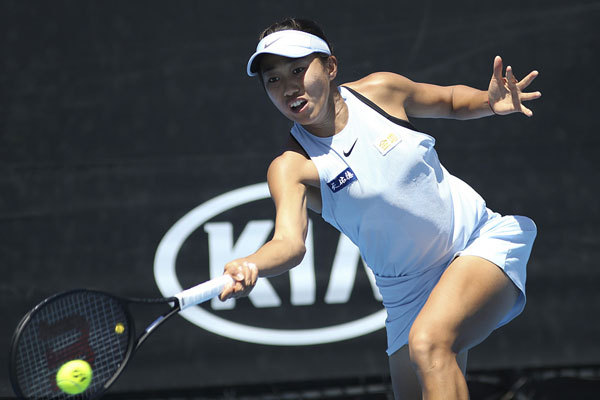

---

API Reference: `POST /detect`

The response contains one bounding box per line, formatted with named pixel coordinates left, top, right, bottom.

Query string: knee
left=408, top=326, right=455, bottom=371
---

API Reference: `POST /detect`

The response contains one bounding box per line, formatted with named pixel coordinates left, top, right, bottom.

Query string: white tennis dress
left=290, top=86, right=537, bottom=355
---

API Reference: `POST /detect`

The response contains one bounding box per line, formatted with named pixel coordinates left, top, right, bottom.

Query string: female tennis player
left=219, top=18, right=540, bottom=400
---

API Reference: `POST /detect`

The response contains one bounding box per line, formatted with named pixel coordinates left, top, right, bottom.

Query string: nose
left=284, top=77, right=301, bottom=97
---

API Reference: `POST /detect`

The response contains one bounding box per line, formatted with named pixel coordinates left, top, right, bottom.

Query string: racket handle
left=175, top=274, right=234, bottom=310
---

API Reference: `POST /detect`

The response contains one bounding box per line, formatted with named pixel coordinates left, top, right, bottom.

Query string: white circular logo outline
left=153, top=182, right=386, bottom=345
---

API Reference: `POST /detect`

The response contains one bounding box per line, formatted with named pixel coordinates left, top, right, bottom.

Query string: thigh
left=410, top=255, right=520, bottom=353
left=389, top=346, right=469, bottom=400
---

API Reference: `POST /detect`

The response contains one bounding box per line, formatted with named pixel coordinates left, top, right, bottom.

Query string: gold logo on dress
left=374, top=132, right=401, bottom=155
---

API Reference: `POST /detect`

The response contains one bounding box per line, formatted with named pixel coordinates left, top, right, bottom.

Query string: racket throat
left=135, top=306, right=181, bottom=351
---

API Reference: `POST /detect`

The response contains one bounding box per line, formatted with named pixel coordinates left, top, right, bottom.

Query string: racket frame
left=9, top=275, right=233, bottom=399
left=9, top=290, right=176, bottom=399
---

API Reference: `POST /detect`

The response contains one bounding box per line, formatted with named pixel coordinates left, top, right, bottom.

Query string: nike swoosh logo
left=343, top=138, right=358, bottom=157
left=264, top=37, right=282, bottom=48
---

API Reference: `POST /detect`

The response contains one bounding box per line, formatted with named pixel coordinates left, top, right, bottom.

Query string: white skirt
left=380, top=208, right=537, bottom=356
left=454, top=208, right=537, bottom=328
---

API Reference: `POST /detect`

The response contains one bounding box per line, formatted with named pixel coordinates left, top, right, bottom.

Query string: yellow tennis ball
left=56, top=359, right=93, bottom=395
left=115, top=322, right=125, bottom=334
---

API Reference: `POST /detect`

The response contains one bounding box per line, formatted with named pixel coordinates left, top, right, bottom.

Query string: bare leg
left=408, top=256, right=519, bottom=400
left=389, top=346, right=468, bottom=400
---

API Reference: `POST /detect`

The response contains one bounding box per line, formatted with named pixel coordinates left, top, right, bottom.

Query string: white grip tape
left=175, top=274, right=234, bottom=310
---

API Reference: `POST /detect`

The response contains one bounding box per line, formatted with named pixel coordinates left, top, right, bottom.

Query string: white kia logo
left=154, top=182, right=385, bottom=345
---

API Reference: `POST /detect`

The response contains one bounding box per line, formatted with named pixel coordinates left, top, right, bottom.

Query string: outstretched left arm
left=430, top=55, right=541, bottom=120
left=345, top=56, right=540, bottom=121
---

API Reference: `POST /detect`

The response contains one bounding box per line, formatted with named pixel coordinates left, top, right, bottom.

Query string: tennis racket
left=9, top=274, right=234, bottom=400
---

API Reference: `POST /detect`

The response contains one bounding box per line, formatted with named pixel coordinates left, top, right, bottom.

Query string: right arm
left=219, top=149, right=315, bottom=300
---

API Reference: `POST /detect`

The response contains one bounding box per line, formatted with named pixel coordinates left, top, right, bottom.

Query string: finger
left=492, top=55, right=504, bottom=81
left=219, top=282, right=234, bottom=301
left=244, top=262, right=258, bottom=287
left=521, top=104, right=534, bottom=117
left=506, top=66, right=518, bottom=87
left=233, top=264, right=245, bottom=281
left=231, top=281, right=244, bottom=298
left=520, top=91, right=542, bottom=101
left=224, top=261, right=240, bottom=276
left=517, top=70, right=539, bottom=91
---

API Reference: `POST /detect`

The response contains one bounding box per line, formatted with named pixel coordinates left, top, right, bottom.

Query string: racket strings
left=12, top=291, right=131, bottom=399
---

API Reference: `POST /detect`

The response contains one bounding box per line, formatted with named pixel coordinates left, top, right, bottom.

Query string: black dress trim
left=342, top=86, right=417, bottom=131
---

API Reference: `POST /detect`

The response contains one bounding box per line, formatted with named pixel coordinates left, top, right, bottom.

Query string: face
left=259, top=53, right=337, bottom=128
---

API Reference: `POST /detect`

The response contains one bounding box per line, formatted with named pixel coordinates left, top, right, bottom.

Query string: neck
left=302, top=85, right=348, bottom=138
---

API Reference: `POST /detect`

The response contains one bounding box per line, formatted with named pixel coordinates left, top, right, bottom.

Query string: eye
left=266, top=76, right=279, bottom=84
left=292, top=67, right=306, bottom=75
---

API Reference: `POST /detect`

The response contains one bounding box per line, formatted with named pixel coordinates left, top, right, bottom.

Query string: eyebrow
left=261, top=64, right=277, bottom=74
left=261, top=58, right=293, bottom=74
left=261, top=55, right=312, bottom=75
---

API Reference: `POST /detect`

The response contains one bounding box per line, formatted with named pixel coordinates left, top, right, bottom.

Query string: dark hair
left=258, top=17, right=333, bottom=54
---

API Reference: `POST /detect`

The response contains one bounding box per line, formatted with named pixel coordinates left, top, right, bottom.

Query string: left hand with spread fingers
left=487, top=55, right=541, bottom=117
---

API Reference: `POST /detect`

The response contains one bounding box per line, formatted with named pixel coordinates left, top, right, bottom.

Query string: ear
left=326, top=55, right=338, bottom=81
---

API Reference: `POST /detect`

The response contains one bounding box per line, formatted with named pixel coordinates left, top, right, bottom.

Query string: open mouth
left=290, top=99, right=307, bottom=113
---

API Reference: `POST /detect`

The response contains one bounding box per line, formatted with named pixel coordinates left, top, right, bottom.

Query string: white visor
left=247, top=30, right=331, bottom=76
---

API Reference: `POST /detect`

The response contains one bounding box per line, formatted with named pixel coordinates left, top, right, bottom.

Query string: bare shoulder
left=267, top=136, right=321, bottom=212
left=343, top=72, right=416, bottom=120
left=344, top=72, right=415, bottom=101
left=268, top=150, right=308, bottom=187
left=268, top=138, right=319, bottom=187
